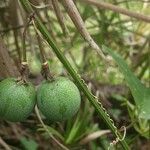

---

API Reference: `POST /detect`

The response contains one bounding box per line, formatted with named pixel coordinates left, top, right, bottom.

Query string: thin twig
left=0, top=21, right=47, bottom=34
left=61, top=0, right=106, bottom=59
left=0, top=137, right=12, bottom=150
left=29, top=3, right=52, bottom=9
left=35, top=106, right=69, bottom=150
left=82, top=0, right=150, bottom=23
left=116, top=0, right=150, bottom=4
left=51, top=0, right=68, bottom=36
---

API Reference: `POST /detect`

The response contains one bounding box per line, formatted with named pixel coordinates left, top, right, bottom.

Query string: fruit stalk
left=22, top=22, right=27, bottom=63
left=19, top=0, right=129, bottom=149
left=36, top=35, right=52, bottom=80
left=20, top=15, right=34, bottom=81
left=22, top=13, right=34, bottom=62
left=36, top=35, right=46, bottom=63
left=33, top=21, right=53, bottom=80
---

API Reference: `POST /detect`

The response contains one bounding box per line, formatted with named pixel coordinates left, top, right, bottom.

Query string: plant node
left=19, top=62, right=29, bottom=83
left=41, top=61, right=54, bottom=80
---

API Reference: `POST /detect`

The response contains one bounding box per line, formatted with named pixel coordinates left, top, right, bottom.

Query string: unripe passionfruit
left=37, top=77, right=81, bottom=122
left=0, top=78, right=36, bottom=122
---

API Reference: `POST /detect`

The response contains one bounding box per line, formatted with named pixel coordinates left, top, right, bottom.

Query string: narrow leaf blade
left=102, top=45, right=150, bottom=119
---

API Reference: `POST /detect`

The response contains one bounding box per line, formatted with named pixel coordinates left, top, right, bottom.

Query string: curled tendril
left=82, top=77, right=118, bottom=134
left=85, top=80, right=127, bottom=150
left=108, top=126, right=126, bottom=150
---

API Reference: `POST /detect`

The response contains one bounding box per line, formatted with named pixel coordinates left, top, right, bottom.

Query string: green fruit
left=0, top=78, right=36, bottom=122
left=37, top=77, right=81, bottom=122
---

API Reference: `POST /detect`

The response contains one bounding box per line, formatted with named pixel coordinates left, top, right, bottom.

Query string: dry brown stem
left=52, top=0, right=68, bottom=36
left=61, top=0, right=106, bottom=59
left=82, top=0, right=150, bottom=23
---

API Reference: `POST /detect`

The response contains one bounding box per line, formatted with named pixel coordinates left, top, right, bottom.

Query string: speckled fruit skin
left=0, top=78, right=36, bottom=122
left=37, top=77, right=81, bottom=122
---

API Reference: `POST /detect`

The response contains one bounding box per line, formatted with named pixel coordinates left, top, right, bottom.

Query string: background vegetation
left=0, top=0, right=149, bottom=149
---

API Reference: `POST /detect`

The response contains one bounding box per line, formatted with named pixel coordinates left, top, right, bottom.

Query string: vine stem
left=19, top=0, right=130, bottom=149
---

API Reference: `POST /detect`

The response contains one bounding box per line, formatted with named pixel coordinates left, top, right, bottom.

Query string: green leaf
left=140, top=88, right=150, bottom=119
left=37, top=125, right=64, bottom=141
left=20, top=137, right=38, bottom=150
left=102, top=45, right=150, bottom=119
